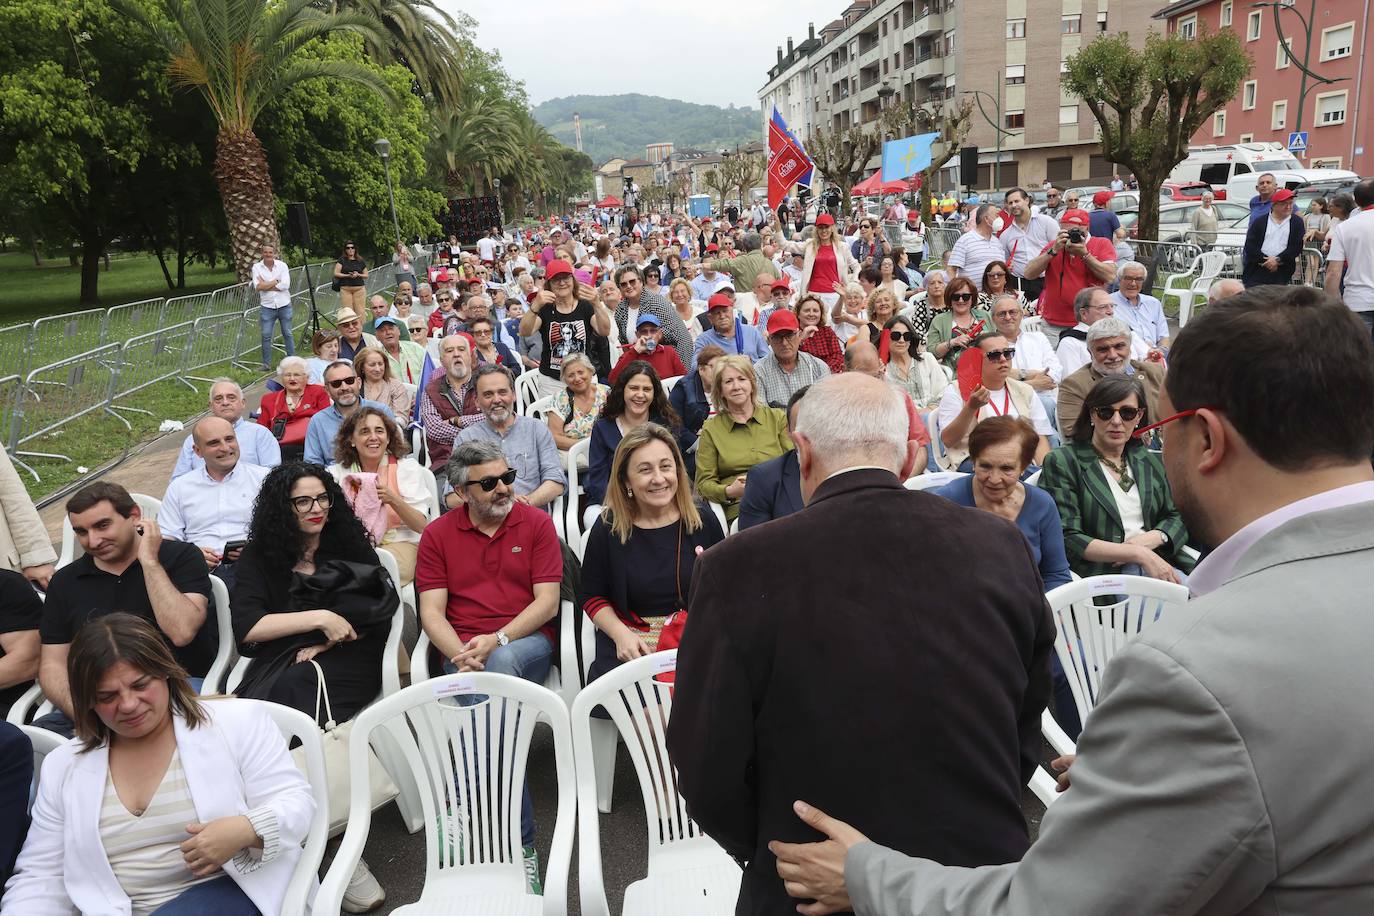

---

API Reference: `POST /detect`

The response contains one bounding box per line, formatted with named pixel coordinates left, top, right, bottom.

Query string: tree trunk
left=79, top=233, right=105, bottom=306
left=1133, top=169, right=1167, bottom=243
left=176, top=214, right=187, bottom=289
left=213, top=126, right=281, bottom=281
left=30, top=238, right=41, bottom=267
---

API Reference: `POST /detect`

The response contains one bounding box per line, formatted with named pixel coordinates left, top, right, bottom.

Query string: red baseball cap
left=770, top=277, right=791, bottom=292
left=435, top=268, right=452, bottom=282
left=545, top=259, right=574, bottom=281
left=766, top=310, right=800, bottom=335
left=1060, top=209, right=1091, bottom=227
left=1271, top=188, right=1296, bottom=202
left=1092, top=190, right=1114, bottom=207
left=705, top=243, right=720, bottom=253
left=815, top=213, right=836, bottom=226
left=707, top=293, right=733, bottom=311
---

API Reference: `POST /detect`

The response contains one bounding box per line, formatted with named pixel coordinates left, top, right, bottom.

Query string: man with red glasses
left=937, top=332, right=1052, bottom=471
left=771, top=283, right=1374, bottom=916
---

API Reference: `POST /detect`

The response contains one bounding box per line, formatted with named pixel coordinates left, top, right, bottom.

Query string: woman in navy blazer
left=585, top=362, right=695, bottom=504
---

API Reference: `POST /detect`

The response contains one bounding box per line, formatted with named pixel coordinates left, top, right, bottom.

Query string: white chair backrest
left=525, top=394, right=557, bottom=420
left=707, top=501, right=728, bottom=534
left=1021, top=316, right=1044, bottom=334
left=515, top=370, right=542, bottom=412
left=923, top=410, right=947, bottom=466
left=1023, top=468, right=1042, bottom=487
left=903, top=471, right=966, bottom=491
left=418, top=464, right=441, bottom=519
left=202, top=576, right=237, bottom=696
left=570, top=651, right=739, bottom=915
left=58, top=493, right=162, bottom=568
left=660, top=375, right=683, bottom=394
left=20, top=725, right=65, bottom=812
left=1197, top=249, right=1227, bottom=281
left=371, top=549, right=411, bottom=697
left=565, top=438, right=592, bottom=538
left=315, top=674, right=575, bottom=915
left=1046, top=575, right=1190, bottom=719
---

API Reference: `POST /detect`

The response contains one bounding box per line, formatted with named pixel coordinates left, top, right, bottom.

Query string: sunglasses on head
left=465, top=469, right=517, bottom=491
left=983, top=347, right=1017, bottom=361
left=327, top=375, right=358, bottom=388
left=1093, top=406, right=1142, bottom=422
left=949, top=292, right=974, bottom=301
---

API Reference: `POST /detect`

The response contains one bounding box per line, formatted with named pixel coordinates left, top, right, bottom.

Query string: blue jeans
left=259, top=305, right=294, bottom=366
left=443, top=633, right=552, bottom=848
left=150, top=875, right=258, bottom=914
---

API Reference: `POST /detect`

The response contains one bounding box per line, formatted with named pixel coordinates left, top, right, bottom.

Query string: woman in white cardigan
left=792, top=214, right=860, bottom=313
left=4, top=613, right=313, bottom=915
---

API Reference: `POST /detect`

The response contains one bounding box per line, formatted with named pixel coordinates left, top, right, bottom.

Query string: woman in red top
left=257, top=356, right=331, bottom=461
left=794, top=294, right=844, bottom=374
left=797, top=214, right=859, bottom=310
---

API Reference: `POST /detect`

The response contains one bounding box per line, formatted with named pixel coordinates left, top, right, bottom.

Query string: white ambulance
left=1169, top=143, right=1357, bottom=202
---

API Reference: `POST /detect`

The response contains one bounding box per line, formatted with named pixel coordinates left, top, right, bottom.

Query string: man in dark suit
left=1242, top=188, right=1305, bottom=287
left=737, top=387, right=808, bottom=530
left=668, top=373, right=1054, bottom=915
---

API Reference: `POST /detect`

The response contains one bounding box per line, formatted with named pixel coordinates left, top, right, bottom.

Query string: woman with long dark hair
left=333, top=240, right=368, bottom=312
left=6, top=614, right=314, bottom=915
left=584, top=361, right=694, bottom=507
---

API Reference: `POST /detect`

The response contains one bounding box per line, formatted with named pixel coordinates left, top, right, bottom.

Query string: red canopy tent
left=851, top=173, right=921, bottom=196
left=594, top=196, right=624, bottom=208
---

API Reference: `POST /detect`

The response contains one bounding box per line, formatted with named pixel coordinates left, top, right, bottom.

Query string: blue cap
left=373, top=315, right=401, bottom=328
left=635, top=314, right=662, bottom=330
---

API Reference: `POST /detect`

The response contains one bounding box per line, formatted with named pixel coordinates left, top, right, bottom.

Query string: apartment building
left=1154, top=0, right=1371, bottom=175
left=759, top=0, right=1157, bottom=191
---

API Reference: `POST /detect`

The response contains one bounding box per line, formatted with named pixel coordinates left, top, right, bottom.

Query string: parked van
left=1170, top=142, right=1357, bottom=202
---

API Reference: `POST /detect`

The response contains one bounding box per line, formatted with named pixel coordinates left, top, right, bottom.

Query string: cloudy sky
left=439, top=0, right=844, bottom=108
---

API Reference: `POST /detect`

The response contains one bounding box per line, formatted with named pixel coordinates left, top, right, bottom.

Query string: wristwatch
left=495, top=630, right=510, bottom=647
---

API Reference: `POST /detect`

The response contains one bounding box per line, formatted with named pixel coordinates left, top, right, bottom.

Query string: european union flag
left=881, top=132, right=940, bottom=183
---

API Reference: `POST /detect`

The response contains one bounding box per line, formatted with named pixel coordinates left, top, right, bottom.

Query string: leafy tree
left=875, top=99, right=974, bottom=222
left=1064, top=29, right=1250, bottom=240
left=328, top=0, right=469, bottom=108
left=725, top=153, right=766, bottom=214
left=116, top=0, right=395, bottom=280
left=807, top=124, right=880, bottom=216
left=701, top=169, right=730, bottom=209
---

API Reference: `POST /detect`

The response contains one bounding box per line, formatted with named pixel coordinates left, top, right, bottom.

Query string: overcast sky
left=439, top=0, right=844, bottom=109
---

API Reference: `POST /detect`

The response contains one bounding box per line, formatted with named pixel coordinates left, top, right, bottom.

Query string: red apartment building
left=1154, top=0, right=1371, bottom=176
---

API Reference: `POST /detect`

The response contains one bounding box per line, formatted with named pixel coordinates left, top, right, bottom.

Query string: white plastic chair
left=202, top=576, right=238, bottom=696
left=515, top=370, right=542, bottom=412
left=903, top=471, right=967, bottom=491
left=1020, top=315, right=1044, bottom=334
left=5, top=684, right=44, bottom=726
left=1024, top=468, right=1043, bottom=487
left=57, top=493, right=162, bottom=568
left=706, top=501, right=728, bottom=534
left=18, top=725, right=65, bottom=812
left=1035, top=575, right=1190, bottom=806
left=564, top=438, right=592, bottom=541
left=570, top=651, right=742, bottom=916
left=660, top=375, right=683, bottom=394
left=1160, top=250, right=1226, bottom=327
left=524, top=394, right=557, bottom=420
left=314, top=673, right=576, bottom=916
left=418, top=464, right=441, bottom=519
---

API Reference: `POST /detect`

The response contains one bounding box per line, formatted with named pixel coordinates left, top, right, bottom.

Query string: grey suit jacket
left=849, top=499, right=1374, bottom=915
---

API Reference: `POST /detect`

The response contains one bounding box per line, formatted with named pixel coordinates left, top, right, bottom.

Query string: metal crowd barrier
left=11, top=343, right=125, bottom=464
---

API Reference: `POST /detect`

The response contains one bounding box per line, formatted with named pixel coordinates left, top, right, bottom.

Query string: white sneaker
left=342, top=857, right=386, bottom=913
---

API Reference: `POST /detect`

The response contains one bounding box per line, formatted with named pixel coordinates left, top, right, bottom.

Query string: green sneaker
left=522, top=844, right=542, bottom=895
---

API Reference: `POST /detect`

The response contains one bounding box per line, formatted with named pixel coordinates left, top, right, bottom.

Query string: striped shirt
left=100, top=749, right=215, bottom=915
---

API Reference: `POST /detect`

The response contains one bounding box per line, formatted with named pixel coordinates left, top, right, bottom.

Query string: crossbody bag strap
left=311, top=659, right=336, bottom=731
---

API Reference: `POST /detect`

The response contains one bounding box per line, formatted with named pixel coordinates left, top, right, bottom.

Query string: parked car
left=1118, top=200, right=1251, bottom=239
left=1160, top=181, right=1214, bottom=201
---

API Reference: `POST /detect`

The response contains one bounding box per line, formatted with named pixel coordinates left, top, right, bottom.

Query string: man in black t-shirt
left=0, top=570, right=40, bottom=718
left=37, top=482, right=213, bottom=737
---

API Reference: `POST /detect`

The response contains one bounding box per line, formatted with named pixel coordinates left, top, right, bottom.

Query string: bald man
left=159, top=416, right=269, bottom=587
left=1208, top=277, right=1245, bottom=303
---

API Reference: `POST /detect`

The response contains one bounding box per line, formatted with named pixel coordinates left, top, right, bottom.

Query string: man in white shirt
left=1000, top=188, right=1059, bottom=302
left=691, top=249, right=732, bottom=301
left=1057, top=287, right=1149, bottom=377
left=1110, top=261, right=1171, bottom=351
left=782, top=250, right=806, bottom=287
left=937, top=332, right=1053, bottom=470
left=476, top=227, right=500, bottom=264
left=250, top=245, right=293, bottom=369
left=989, top=294, right=1062, bottom=434
left=1324, top=178, right=1374, bottom=337
left=947, top=205, right=1008, bottom=291
left=171, top=379, right=281, bottom=479
left=159, top=416, right=268, bottom=589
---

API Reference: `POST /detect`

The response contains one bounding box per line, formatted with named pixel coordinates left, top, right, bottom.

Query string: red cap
left=545, top=259, right=574, bottom=281
left=1092, top=190, right=1114, bottom=207
left=707, top=293, right=733, bottom=311
left=1060, top=208, right=1091, bottom=227
left=815, top=213, right=836, bottom=226
left=1271, top=188, right=1296, bottom=202
left=435, top=268, right=452, bottom=282
left=702, top=218, right=712, bottom=224
left=705, top=243, right=720, bottom=253
left=766, top=310, right=800, bottom=335
left=770, top=276, right=791, bottom=292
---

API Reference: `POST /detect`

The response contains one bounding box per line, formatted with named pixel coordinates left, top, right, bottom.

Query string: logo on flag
left=768, top=108, right=815, bottom=210
left=881, top=132, right=940, bottom=183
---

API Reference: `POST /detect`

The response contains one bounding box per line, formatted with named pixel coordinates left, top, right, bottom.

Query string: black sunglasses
left=948, top=292, right=975, bottom=301
left=1093, top=406, right=1143, bottom=422
left=465, top=469, right=517, bottom=491
left=327, top=375, right=358, bottom=388
left=984, top=348, right=1017, bottom=362
left=889, top=331, right=920, bottom=342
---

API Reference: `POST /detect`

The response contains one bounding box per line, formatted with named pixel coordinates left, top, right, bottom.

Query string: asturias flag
left=767, top=108, right=815, bottom=210
left=881, top=132, right=940, bottom=183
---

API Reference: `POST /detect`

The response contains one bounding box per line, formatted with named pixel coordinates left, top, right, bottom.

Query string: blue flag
left=881, top=132, right=940, bottom=183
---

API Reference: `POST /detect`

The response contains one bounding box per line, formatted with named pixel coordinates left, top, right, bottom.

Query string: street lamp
left=877, top=79, right=896, bottom=111
left=373, top=138, right=401, bottom=249
left=1251, top=0, right=1348, bottom=159
left=962, top=72, right=1020, bottom=191
left=493, top=177, right=503, bottom=228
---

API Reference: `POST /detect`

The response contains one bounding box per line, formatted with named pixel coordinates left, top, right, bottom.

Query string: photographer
left=1022, top=209, right=1116, bottom=346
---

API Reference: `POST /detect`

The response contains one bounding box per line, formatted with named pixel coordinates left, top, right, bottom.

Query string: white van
left=1170, top=143, right=1357, bottom=201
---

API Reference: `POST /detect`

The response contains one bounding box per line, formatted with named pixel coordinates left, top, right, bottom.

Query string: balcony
left=913, top=5, right=941, bottom=37
left=910, top=48, right=942, bottom=81
left=859, top=66, right=881, bottom=90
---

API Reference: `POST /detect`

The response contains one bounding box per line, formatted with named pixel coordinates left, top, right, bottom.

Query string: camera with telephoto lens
left=1066, top=228, right=1085, bottom=244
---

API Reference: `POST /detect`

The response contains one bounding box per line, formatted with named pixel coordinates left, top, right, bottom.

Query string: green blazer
left=926, top=307, right=992, bottom=371
left=1039, top=440, right=1194, bottom=578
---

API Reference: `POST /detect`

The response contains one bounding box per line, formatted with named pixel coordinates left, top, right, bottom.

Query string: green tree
left=1064, top=29, right=1250, bottom=240
left=806, top=124, right=880, bottom=215
left=328, top=0, right=469, bottom=107
left=428, top=86, right=522, bottom=197
left=725, top=153, right=766, bottom=214
left=116, top=0, right=395, bottom=280
left=876, top=99, right=974, bottom=221
left=701, top=168, right=730, bottom=209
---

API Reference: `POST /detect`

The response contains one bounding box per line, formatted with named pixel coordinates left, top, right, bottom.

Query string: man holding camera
left=1023, top=209, right=1117, bottom=346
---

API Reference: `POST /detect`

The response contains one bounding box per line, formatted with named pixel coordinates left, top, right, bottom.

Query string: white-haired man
left=171, top=378, right=281, bottom=479
left=1110, top=261, right=1170, bottom=352
left=1056, top=316, right=1165, bottom=433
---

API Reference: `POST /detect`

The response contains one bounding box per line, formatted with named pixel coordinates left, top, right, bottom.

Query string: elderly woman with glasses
left=926, top=276, right=992, bottom=371
left=257, top=356, right=330, bottom=461
left=1039, top=375, right=1194, bottom=583
left=333, top=241, right=368, bottom=311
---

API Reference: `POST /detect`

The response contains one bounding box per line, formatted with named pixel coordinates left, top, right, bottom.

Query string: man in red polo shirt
left=415, top=437, right=561, bottom=886
left=1021, top=208, right=1117, bottom=347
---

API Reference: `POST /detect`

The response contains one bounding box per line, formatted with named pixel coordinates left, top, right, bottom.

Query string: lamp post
left=373, top=138, right=401, bottom=248
left=963, top=72, right=1020, bottom=191
left=493, top=177, right=503, bottom=228
left=1252, top=0, right=1347, bottom=160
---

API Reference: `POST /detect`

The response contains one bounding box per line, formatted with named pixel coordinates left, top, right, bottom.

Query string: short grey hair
left=417, top=282, right=433, bottom=295
left=1073, top=286, right=1105, bottom=320
left=1085, top=316, right=1133, bottom=346
left=325, top=359, right=355, bottom=376
left=209, top=377, right=243, bottom=399
left=740, top=232, right=763, bottom=253
left=559, top=352, right=597, bottom=379
left=794, top=375, right=907, bottom=473
left=988, top=293, right=1022, bottom=313
left=1115, top=260, right=1148, bottom=282
left=1208, top=277, right=1244, bottom=302
left=277, top=356, right=308, bottom=377
left=447, top=439, right=507, bottom=489
left=923, top=269, right=947, bottom=287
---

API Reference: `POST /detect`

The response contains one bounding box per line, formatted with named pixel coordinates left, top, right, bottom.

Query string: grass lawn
left=0, top=251, right=238, bottom=325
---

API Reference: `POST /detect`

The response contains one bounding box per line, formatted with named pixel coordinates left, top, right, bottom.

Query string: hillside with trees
left=533, top=94, right=759, bottom=163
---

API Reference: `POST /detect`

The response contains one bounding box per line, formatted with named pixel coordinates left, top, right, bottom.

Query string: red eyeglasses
left=1133, top=406, right=1217, bottom=439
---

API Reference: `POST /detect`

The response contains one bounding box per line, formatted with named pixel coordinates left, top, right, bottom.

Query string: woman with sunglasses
left=1039, top=375, right=1194, bottom=583
left=926, top=276, right=992, bottom=371
left=333, top=241, right=369, bottom=312
left=257, top=356, right=330, bottom=462
left=519, top=258, right=613, bottom=399
left=978, top=260, right=1029, bottom=316
left=467, top=315, right=521, bottom=372
left=883, top=316, right=946, bottom=409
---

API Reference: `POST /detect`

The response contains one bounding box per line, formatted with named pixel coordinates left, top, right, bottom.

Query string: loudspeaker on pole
left=286, top=202, right=312, bottom=248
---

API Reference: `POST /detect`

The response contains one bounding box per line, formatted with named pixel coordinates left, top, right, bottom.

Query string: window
left=1276, top=37, right=1291, bottom=69
left=944, top=30, right=956, bottom=54
left=1321, top=23, right=1354, bottom=60
left=1006, top=64, right=1026, bottom=85
left=1006, top=18, right=1026, bottom=38
left=1312, top=157, right=1343, bottom=168
left=1238, top=133, right=1254, bottom=143
left=1178, top=15, right=1198, bottom=39
left=882, top=20, right=888, bottom=36
left=1247, top=10, right=1262, bottom=40
left=1061, top=58, right=1069, bottom=74
left=1316, top=91, right=1348, bottom=126
left=1242, top=80, right=1257, bottom=110
left=1097, top=11, right=1109, bottom=32
left=1271, top=100, right=1287, bottom=129
left=1061, top=14, right=1081, bottom=33
left=1059, top=104, right=1078, bottom=125
left=1005, top=110, right=1025, bottom=129
left=1220, top=1, right=1232, bottom=26
left=1213, top=110, right=1227, bottom=136
left=1199, top=163, right=1232, bottom=186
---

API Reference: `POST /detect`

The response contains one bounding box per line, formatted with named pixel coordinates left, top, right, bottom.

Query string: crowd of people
left=0, top=172, right=1369, bottom=914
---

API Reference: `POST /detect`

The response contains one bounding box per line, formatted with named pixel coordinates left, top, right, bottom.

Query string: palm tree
left=428, top=88, right=522, bottom=196
left=117, top=0, right=394, bottom=280
left=329, top=0, right=467, bottom=107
